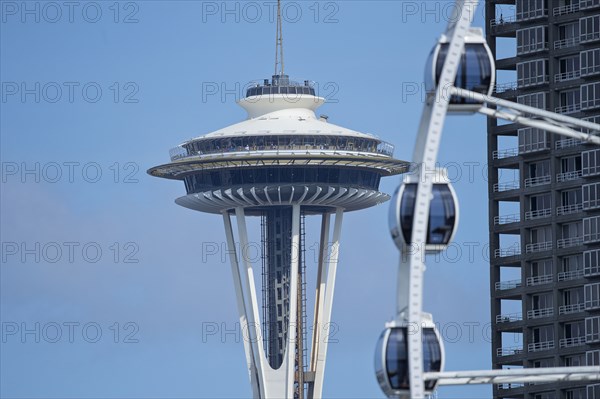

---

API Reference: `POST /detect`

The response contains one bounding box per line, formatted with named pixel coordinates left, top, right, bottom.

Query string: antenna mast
left=274, top=0, right=284, bottom=76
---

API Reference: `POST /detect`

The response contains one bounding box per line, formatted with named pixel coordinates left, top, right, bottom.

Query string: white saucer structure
left=149, top=74, right=409, bottom=398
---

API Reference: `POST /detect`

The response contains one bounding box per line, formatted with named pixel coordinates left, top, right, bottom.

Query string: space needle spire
left=274, top=0, right=284, bottom=77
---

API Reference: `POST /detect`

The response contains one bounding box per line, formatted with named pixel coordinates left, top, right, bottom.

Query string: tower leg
left=309, top=207, right=344, bottom=398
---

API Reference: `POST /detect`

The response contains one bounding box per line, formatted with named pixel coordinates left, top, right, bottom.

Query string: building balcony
left=559, top=303, right=586, bottom=315
left=558, top=269, right=585, bottom=281
left=517, top=44, right=549, bottom=56
left=584, top=200, right=600, bottom=210
left=493, top=148, right=518, bottom=160
left=519, top=143, right=551, bottom=155
left=556, top=138, right=584, bottom=150
left=553, top=2, right=580, bottom=15
left=494, top=181, right=520, bottom=192
left=490, top=15, right=516, bottom=27
left=554, top=37, right=581, bottom=50
left=526, top=274, right=553, bottom=286
left=555, top=103, right=582, bottom=114
left=516, top=10, right=548, bottom=22
left=527, top=307, right=554, bottom=319
left=494, top=213, right=521, bottom=225
left=557, top=170, right=583, bottom=182
left=494, top=82, right=518, bottom=95
left=528, top=340, right=555, bottom=352
left=497, top=382, right=525, bottom=390
left=557, top=236, right=584, bottom=249
left=497, top=346, right=524, bottom=357
left=524, top=175, right=550, bottom=188
left=556, top=203, right=583, bottom=216
left=518, top=77, right=549, bottom=89
left=495, top=246, right=522, bottom=258
left=525, top=208, right=552, bottom=220
left=526, top=241, right=553, bottom=253
left=495, top=279, right=522, bottom=291
left=496, top=312, right=523, bottom=323
left=555, top=70, right=581, bottom=83
left=559, top=336, right=586, bottom=348
left=582, top=66, right=600, bottom=77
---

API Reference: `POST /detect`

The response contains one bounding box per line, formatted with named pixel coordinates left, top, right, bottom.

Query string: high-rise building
left=486, top=0, right=600, bottom=398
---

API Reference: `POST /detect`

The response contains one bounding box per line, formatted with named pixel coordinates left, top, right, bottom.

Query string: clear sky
left=1, top=1, right=498, bottom=398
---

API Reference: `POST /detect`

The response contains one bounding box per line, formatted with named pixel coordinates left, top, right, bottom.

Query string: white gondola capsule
left=374, top=314, right=445, bottom=398
left=389, top=168, right=459, bottom=253
left=425, top=27, right=495, bottom=113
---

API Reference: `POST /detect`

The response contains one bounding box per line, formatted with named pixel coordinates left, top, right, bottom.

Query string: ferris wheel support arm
left=450, top=87, right=600, bottom=144
left=424, top=366, right=600, bottom=386
left=405, top=0, right=480, bottom=398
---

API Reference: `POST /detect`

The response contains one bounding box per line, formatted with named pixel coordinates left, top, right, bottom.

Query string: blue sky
left=1, top=1, right=497, bottom=397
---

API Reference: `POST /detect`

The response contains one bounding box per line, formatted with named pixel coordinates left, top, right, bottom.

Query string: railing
left=554, top=37, right=581, bottom=49
left=556, top=170, right=583, bottom=182
left=582, top=100, right=600, bottom=111
left=559, top=303, right=586, bottom=315
left=527, top=307, right=554, bottom=319
left=558, top=269, right=585, bottom=281
left=168, top=140, right=397, bottom=161
left=495, top=246, right=522, bottom=258
left=526, top=274, right=553, bottom=286
left=495, top=279, right=522, bottom=290
left=526, top=241, right=553, bottom=253
left=497, top=346, right=524, bottom=356
left=581, top=32, right=600, bottom=43
left=581, top=0, right=600, bottom=9
left=495, top=82, right=518, bottom=94
left=494, top=213, right=520, bottom=225
left=498, top=383, right=525, bottom=390
left=555, top=103, right=581, bottom=114
left=555, top=70, right=581, bottom=82
left=496, top=313, right=523, bottom=323
left=553, top=2, right=580, bottom=15
left=490, top=15, right=516, bottom=27
left=516, top=9, right=548, bottom=21
left=584, top=266, right=600, bottom=277
left=557, top=236, right=584, bottom=248
left=525, top=208, right=552, bottom=220
left=586, top=299, right=600, bottom=309
left=494, top=181, right=520, bottom=192
left=556, top=203, right=583, bottom=216
left=524, top=175, right=551, bottom=187
left=584, top=200, right=600, bottom=210
left=493, top=148, right=518, bottom=160
left=528, top=340, right=554, bottom=352
left=556, top=137, right=584, bottom=149
left=559, top=336, right=586, bottom=348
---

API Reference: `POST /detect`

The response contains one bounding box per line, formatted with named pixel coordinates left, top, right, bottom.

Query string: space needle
left=148, top=1, right=409, bottom=397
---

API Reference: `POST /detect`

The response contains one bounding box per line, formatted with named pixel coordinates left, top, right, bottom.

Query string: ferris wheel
left=375, top=0, right=600, bottom=397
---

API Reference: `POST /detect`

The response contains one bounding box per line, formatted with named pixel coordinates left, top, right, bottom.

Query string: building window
left=561, top=155, right=582, bottom=173
left=558, top=21, right=581, bottom=47
left=532, top=325, right=554, bottom=343
left=517, top=26, right=547, bottom=54
left=562, top=221, right=583, bottom=239
left=532, top=292, right=553, bottom=310
left=516, top=0, right=547, bottom=20
left=584, top=216, right=600, bottom=243
left=583, top=183, right=600, bottom=209
left=585, top=316, right=600, bottom=342
left=583, top=149, right=600, bottom=176
left=587, top=350, right=600, bottom=366
left=583, top=115, right=600, bottom=134
left=558, top=88, right=581, bottom=113
left=562, top=188, right=582, bottom=207
left=518, top=92, right=547, bottom=109
left=564, top=287, right=584, bottom=307
left=565, top=321, right=585, bottom=339
left=518, top=128, right=549, bottom=153
left=582, top=82, right=600, bottom=110
left=565, top=387, right=587, bottom=399
left=589, top=384, right=600, bottom=399
left=530, top=193, right=551, bottom=211
left=558, top=55, right=581, bottom=81
left=531, top=259, right=552, bottom=278
left=581, top=0, right=600, bottom=9
left=581, top=15, right=600, bottom=42
left=517, top=59, right=548, bottom=87
left=581, top=48, right=600, bottom=76
left=532, top=358, right=554, bottom=368
left=584, top=249, right=600, bottom=276
left=565, top=354, right=586, bottom=367
left=585, top=282, right=600, bottom=309
left=563, top=254, right=584, bottom=273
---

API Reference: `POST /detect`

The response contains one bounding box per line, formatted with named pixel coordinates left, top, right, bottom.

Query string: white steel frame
left=396, top=0, right=600, bottom=397
left=222, top=206, right=344, bottom=398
